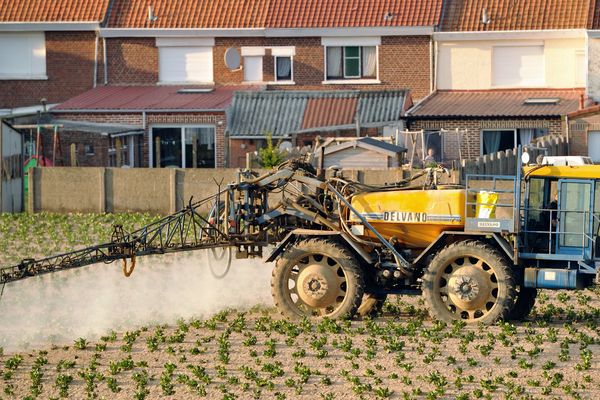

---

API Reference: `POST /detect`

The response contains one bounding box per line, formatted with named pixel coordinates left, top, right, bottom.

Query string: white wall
left=437, top=38, right=586, bottom=90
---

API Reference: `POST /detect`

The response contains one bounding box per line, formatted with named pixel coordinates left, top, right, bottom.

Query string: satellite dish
left=224, top=48, right=241, bottom=70
left=279, top=141, right=293, bottom=152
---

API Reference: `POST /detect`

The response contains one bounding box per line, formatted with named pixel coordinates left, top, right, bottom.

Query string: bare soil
left=0, top=291, right=598, bottom=400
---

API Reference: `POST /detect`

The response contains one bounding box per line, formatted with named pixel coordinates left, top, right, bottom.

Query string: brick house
left=407, top=0, right=594, bottom=163
left=0, top=0, right=110, bottom=111
left=35, top=0, right=443, bottom=168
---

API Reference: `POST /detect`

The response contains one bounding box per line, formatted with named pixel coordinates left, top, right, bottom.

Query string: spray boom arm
left=1, top=161, right=414, bottom=286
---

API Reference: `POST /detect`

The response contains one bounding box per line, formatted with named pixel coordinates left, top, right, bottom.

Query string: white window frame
left=149, top=125, right=217, bottom=169
left=480, top=129, right=517, bottom=155
left=322, top=45, right=380, bottom=84
left=491, top=44, right=545, bottom=88
left=273, top=55, right=294, bottom=83
left=0, top=32, right=47, bottom=80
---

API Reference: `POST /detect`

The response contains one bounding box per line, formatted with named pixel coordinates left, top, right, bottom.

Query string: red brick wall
left=106, top=38, right=158, bottom=85
left=52, top=112, right=227, bottom=167
left=105, top=36, right=432, bottom=98
left=0, top=32, right=97, bottom=108
left=409, top=118, right=565, bottom=161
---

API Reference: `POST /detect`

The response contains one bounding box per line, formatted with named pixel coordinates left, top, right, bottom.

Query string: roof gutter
left=52, top=108, right=229, bottom=113
left=99, top=26, right=435, bottom=38
left=434, top=29, right=587, bottom=41
left=0, top=22, right=100, bottom=31
left=100, top=28, right=265, bottom=38
left=586, top=30, right=600, bottom=38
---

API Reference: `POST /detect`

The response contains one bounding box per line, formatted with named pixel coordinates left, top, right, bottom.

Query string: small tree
left=258, top=134, right=285, bottom=168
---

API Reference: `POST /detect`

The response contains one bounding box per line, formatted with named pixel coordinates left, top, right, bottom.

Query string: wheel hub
left=297, top=263, right=340, bottom=308
left=447, top=266, right=490, bottom=310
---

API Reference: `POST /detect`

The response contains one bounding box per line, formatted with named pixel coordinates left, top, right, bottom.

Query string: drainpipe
left=432, top=38, right=438, bottom=92
left=429, top=36, right=434, bottom=94
left=93, top=33, right=99, bottom=88
left=103, top=37, right=108, bottom=85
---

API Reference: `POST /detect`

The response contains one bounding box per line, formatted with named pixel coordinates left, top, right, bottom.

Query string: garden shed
left=318, top=137, right=406, bottom=169
left=0, top=119, right=23, bottom=212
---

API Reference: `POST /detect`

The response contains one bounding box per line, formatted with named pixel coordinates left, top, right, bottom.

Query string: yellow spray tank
left=349, top=188, right=466, bottom=248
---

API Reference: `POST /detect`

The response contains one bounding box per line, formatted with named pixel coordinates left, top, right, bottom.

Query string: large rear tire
left=272, top=239, right=364, bottom=320
left=508, top=286, right=537, bottom=320
left=422, top=240, right=516, bottom=325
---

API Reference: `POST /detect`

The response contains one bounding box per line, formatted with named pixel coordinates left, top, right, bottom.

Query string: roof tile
left=440, top=0, right=594, bottom=31
left=0, top=0, right=110, bottom=22
left=267, top=0, right=443, bottom=28
left=108, top=0, right=270, bottom=29
left=106, top=0, right=442, bottom=29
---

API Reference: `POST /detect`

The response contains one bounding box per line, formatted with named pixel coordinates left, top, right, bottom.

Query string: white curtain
left=362, top=46, right=377, bottom=78
left=326, top=47, right=342, bottom=78
left=276, top=57, right=292, bottom=80
left=483, top=131, right=502, bottom=154
left=519, top=129, right=535, bottom=146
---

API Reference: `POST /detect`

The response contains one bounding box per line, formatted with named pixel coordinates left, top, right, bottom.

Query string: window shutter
left=492, top=46, right=544, bottom=87
left=0, top=33, right=46, bottom=78
left=159, top=47, right=213, bottom=83
left=243, top=56, right=263, bottom=82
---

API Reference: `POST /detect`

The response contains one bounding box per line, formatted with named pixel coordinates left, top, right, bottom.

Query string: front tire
left=422, top=240, right=516, bottom=325
left=271, top=239, right=364, bottom=320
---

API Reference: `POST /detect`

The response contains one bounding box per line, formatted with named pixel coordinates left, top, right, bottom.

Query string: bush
left=258, top=134, right=285, bottom=168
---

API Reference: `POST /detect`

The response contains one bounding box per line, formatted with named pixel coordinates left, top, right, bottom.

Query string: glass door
left=153, top=127, right=182, bottom=168
left=557, top=180, right=594, bottom=258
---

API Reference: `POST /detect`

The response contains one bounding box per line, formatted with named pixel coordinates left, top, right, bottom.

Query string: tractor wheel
left=422, top=240, right=516, bottom=325
left=508, top=286, right=537, bottom=320
left=272, top=239, right=364, bottom=320
left=356, top=293, right=387, bottom=319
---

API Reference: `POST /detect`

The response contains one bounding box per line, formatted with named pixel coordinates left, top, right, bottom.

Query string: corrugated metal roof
left=302, top=97, right=357, bottom=130
left=53, top=86, right=251, bottom=112
left=228, top=90, right=408, bottom=137
left=0, top=0, right=111, bottom=22
left=409, top=90, right=583, bottom=118
left=440, top=0, right=594, bottom=31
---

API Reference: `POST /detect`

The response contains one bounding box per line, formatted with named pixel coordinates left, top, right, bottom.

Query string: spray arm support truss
left=0, top=161, right=412, bottom=285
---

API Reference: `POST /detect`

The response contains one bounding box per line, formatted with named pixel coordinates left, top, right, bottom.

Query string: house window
left=151, top=126, right=216, bottom=168
left=275, top=56, right=292, bottom=81
left=0, top=32, right=46, bottom=79
left=244, top=56, right=263, bottom=82
left=326, top=46, right=377, bottom=80
left=481, top=128, right=547, bottom=155
left=158, top=46, right=213, bottom=83
left=492, top=46, right=544, bottom=87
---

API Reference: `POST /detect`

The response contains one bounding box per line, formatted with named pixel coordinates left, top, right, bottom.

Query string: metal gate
left=0, top=120, right=23, bottom=212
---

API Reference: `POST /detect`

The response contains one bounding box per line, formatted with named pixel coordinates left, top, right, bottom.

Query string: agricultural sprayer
left=2, top=155, right=599, bottom=324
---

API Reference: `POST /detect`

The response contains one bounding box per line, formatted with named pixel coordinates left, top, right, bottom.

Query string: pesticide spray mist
left=0, top=251, right=272, bottom=352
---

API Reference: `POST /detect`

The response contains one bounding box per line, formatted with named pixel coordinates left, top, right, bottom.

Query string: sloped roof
left=409, top=90, right=583, bottom=118
left=266, top=0, right=443, bottom=28
left=53, top=86, right=248, bottom=112
left=440, top=0, right=594, bottom=31
left=227, top=90, right=409, bottom=137
left=0, top=0, right=111, bottom=22
left=108, top=0, right=269, bottom=29
left=106, top=0, right=442, bottom=28
left=324, top=137, right=407, bottom=156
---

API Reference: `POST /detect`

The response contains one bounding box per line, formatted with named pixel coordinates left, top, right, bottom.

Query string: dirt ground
left=0, top=290, right=598, bottom=400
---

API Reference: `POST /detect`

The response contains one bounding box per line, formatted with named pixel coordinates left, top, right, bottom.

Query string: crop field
left=0, top=213, right=599, bottom=399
